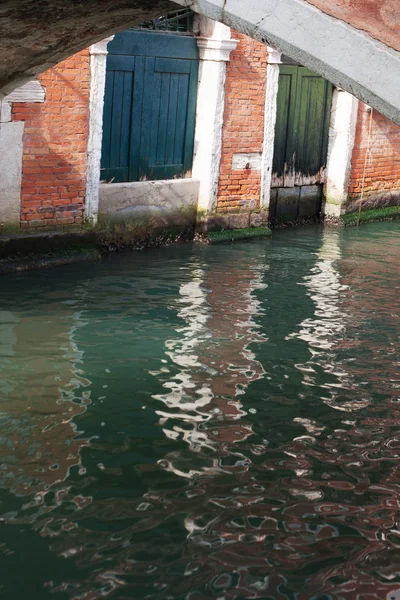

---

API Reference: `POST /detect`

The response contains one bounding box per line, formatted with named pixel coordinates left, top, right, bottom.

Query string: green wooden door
left=101, top=31, right=199, bottom=183
left=271, top=66, right=333, bottom=223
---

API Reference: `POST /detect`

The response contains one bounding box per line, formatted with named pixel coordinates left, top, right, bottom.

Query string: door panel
left=101, top=31, right=198, bottom=183
left=101, top=60, right=136, bottom=183
left=271, top=65, right=333, bottom=223
left=294, top=70, right=332, bottom=185
left=271, top=67, right=297, bottom=188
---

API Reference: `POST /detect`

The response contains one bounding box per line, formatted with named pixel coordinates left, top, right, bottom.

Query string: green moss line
left=343, top=205, right=400, bottom=226
left=208, top=227, right=272, bottom=244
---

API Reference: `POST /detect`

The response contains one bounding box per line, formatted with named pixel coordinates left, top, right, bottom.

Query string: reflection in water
left=154, top=257, right=266, bottom=469
left=0, top=224, right=400, bottom=599
left=0, top=306, right=90, bottom=497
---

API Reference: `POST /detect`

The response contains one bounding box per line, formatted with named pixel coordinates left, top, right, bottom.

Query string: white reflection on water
left=287, top=229, right=348, bottom=350
left=153, top=256, right=267, bottom=465
left=288, top=229, right=371, bottom=413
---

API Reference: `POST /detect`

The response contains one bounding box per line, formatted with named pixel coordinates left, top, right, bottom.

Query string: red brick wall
left=348, top=102, right=400, bottom=200
left=217, top=33, right=268, bottom=213
left=12, top=50, right=90, bottom=228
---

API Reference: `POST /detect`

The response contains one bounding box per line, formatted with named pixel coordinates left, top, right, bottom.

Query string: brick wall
left=348, top=102, right=400, bottom=200
left=12, top=50, right=90, bottom=228
left=217, top=33, right=268, bottom=213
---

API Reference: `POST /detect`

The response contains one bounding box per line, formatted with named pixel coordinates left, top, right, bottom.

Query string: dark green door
left=270, top=65, right=333, bottom=223
left=101, top=31, right=199, bottom=183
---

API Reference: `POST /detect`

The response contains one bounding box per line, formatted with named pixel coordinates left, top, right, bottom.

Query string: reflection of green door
left=101, top=31, right=199, bottom=183
left=270, top=65, right=333, bottom=223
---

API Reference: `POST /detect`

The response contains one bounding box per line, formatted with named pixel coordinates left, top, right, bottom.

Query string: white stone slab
left=232, top=153, right=262, bottom=170
left=99, top=179, right=200, bottom=214
left=5, top=80, right=45, bottom=103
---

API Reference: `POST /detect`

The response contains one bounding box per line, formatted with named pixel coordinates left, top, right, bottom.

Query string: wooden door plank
left=272, top=67, right=296, bottom=187
left=147, top=69, right=162, bottom=179
left=155, top=57, right=192, bottom=74
left=119, top=70, right=134, bottom=170
left=107, top=30, right=199, bottom=60
left=107, top=55, right=135, bottom=71
left=165, top=73, right=179, bottom=165
left=156, top=73, right=171, bottom=166
left=100, top=69, right=115, bottom=172
left=129, top=55, right=145, bottom=182
left=109, top=70, right=125, bottom=174
left=283, top=66, right=300, bottom=188
left=138, top=56, right=157, bottom=180
left=321, top=81, right=334, bottom=175
left=183, top=60, right=199, bottom=175
left=173, top=73, right=189, bottom=167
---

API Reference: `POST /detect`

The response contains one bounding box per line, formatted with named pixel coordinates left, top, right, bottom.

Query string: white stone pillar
left=260, top=47, right=282, bottom=210
left=323, top=89, right=359, bottom=217
left=85, top=36, right=114, bottom=224
left=192, top=20, right=238, bottom=214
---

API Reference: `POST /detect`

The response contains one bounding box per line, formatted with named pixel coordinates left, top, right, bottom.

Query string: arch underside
left=1, top=0, right=400, bottom=124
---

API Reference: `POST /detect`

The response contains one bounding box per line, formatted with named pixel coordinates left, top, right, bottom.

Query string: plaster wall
left=0, top=122, right=24, bottom=225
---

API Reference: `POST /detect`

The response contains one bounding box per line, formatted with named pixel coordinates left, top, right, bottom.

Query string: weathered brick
left=12, top=49, right=89, bottom=229
left=348, top=103, right=400, bottom=201
left=217, top=31, right=267, bottom=213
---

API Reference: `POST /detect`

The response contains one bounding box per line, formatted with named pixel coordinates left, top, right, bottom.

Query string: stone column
left=324, top=89, right=359, bottom=218
left=85, top=36, right=114, bottom=224
left=260, top=47, right=282, bottom=210
left=192, top=20, right=238, bottom=214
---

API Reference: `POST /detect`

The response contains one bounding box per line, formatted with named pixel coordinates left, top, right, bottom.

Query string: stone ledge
left=99, top=178, right=200, bottom=214
left=197, top=211, right=269, bottom=233
left=206, top=227, right=272, bottom=244
left=0, top=249, right=100, bottom=275
left=0, top=229, right=98, bottom=260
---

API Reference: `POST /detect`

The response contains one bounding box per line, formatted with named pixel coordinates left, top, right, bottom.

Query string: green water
left=1, top=222, right=400, bottom=599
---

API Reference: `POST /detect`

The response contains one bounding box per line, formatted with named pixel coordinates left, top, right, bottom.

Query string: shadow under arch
left=1, top=0, right=400, bottom=125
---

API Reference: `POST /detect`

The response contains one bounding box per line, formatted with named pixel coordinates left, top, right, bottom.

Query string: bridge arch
left=0, top=0, right=399, bottom=124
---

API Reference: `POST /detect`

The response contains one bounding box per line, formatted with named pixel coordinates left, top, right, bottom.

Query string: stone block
left=238, top=198, right=257, bottom=210
left=229, top=213, right=250, bottom=229
left=196, top=214, right=229, bottom=233
left=232, top=153, right=262, bottom=170
left=250, top=211, right=269, bottom=227
left=99, top=179, right=200, bottom=214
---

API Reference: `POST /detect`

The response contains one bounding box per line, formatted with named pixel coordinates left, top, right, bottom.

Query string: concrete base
left=99, top=179, right=200, bottom=215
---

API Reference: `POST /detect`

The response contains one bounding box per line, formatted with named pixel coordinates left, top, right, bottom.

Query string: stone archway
left=1, top=0, right=400, bottom=124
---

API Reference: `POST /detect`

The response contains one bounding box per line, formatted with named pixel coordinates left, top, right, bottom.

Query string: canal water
left=1, top=222, right=400, bottom=599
